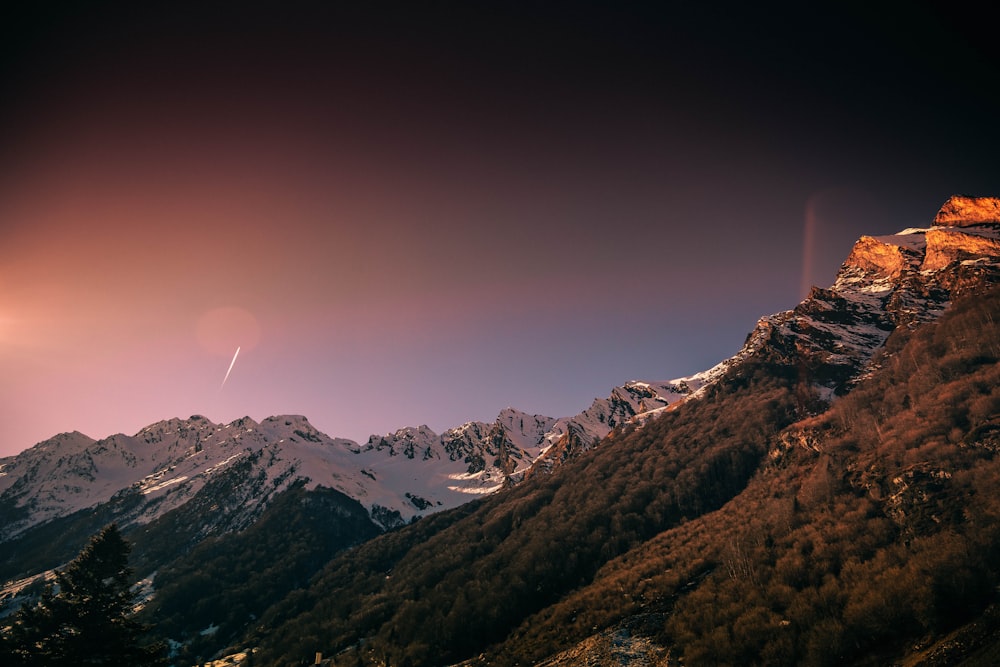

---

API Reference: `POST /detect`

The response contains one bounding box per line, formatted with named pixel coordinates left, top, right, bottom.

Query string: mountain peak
left=933, top=195, right=1000, bottom=227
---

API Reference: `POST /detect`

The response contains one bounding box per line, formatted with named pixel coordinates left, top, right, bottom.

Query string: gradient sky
left=1, top=2, right=997, bottom=456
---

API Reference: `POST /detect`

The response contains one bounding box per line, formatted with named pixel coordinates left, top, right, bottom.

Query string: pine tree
left=0, top=524, right=166, bottom=666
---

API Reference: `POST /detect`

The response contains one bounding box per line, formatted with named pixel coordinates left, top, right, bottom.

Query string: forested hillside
left=246, top=287, right=1000, bottom=666
left=136, top=484, right=380, bottom=665
left=514, top=286, right=1000, bottom=666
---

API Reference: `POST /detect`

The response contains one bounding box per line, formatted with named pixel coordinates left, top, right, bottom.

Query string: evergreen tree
left=0, top=524, right=166, bottom=666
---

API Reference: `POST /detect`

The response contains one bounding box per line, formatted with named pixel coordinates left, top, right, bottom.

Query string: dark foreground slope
left=249, top=288, right=1000, bottom=666
left=136, top=484, right=381, bottom=665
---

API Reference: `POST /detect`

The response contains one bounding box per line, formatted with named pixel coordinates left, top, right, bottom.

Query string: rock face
left=845, top=227, right=1000, bottom=277
left=923, top=227, right=1000, bottom=272
left=843, top=234, right=923, bottom=278
left=932, top=195, right=1000, bottom=227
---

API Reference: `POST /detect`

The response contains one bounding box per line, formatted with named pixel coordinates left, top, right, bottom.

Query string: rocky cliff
left=923, top=226, right=1000, bottom=272
left=714, top=196, right=1000, bottom=401
left=932, top=194, right=1000, bottom=227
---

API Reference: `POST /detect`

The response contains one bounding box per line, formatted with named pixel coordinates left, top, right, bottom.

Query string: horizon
left=2, top=3, right=997, bottom=457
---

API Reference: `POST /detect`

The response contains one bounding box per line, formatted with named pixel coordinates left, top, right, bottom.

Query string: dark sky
left=1, top=1, right=997, bottom=454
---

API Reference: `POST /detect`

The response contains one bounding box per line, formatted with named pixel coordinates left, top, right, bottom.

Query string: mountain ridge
left=0, top=374, right=699, bottom=543
left=3, top=195, right=1000, bottom=665
left=3, top=196, right=1000, bottom=544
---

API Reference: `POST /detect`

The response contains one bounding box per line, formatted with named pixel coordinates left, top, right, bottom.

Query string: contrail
left=220, top=346, right=241, bottom=390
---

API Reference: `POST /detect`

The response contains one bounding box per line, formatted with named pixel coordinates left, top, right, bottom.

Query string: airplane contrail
left=220, top=346, right=241, bottom=390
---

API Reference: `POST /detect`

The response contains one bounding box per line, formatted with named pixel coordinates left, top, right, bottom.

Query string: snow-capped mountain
left=2, top=195, right=999, bottom=577
left=0, top=415, right=362, bottom=539
left=0, top=381, right=695, bottom=541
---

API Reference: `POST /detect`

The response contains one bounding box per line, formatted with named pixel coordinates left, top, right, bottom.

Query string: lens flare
left=801, top=195, right=819, bottom=299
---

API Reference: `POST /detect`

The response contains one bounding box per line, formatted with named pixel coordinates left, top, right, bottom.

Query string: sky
left=1, top=2, right=997, bottom=456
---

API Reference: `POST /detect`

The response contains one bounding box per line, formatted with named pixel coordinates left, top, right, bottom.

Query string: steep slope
left=505, top=285, right=1000, bottom=667
left=246, top=338, right=806, bottom=665
left=729, top=216, right=999, bottom=400
left=239, top=196, right=1000, bottom=666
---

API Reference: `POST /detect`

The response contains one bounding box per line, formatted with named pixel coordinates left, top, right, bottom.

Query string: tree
left=0, top=524, right=166, bottom=666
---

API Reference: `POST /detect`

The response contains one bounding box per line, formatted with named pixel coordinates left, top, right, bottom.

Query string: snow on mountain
left=524, top=380, right=696, bottom=475
left=0, top=414, right=511, bottom=536
left=557, top=379, right=693, bottom=441
left=0, top=431, right=100, bottom=526
left=0, top=416, right=332, bottom=538
left=0, top=383, right=698, bottom=538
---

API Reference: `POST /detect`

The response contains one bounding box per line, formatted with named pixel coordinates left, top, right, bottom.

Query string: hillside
left=506, top=287, right=1000, bottom=666
left=252, top=290, right=1000, bottom=665
left=237, top=200, right=1000, bottom=666
left=248, top=346, right=803, bottom=665
left=245, top=289, right=1000, bottom=665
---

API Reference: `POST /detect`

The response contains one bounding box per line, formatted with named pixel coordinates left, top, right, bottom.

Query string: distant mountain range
left=3, top=195, right=1000, bottom=665
left=0, top=377, right=702, bottom=542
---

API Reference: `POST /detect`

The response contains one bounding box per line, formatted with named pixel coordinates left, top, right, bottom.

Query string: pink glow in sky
left=1, top=3, right=996, bottom=455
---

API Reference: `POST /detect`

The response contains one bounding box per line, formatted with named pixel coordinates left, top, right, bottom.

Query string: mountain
left=0, top=382, right=697, bottom=545
left=245, top=200, right=1000, bottom=665
left=3, top=195, right=1000, bottom=665
left=237, top=195, right=1000, bottom=666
